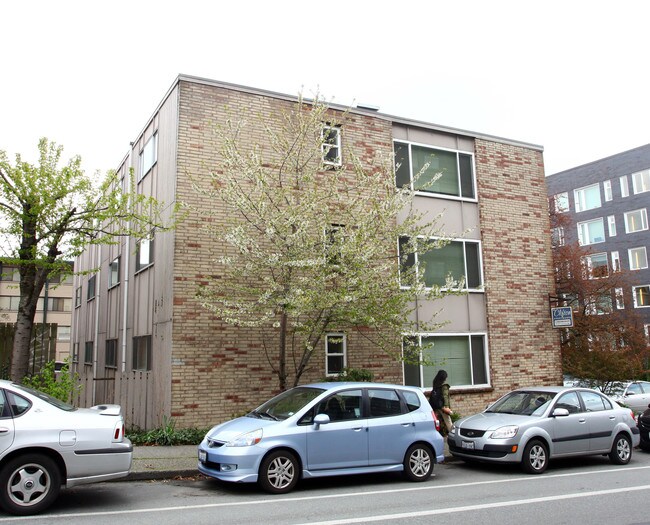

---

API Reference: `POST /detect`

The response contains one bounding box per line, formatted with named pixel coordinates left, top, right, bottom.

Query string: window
left=615, top=288, right=625, bottom=309
left=84, top=341, right=93, bottom=365
left=368, top=389, right=402, bottom=418
left=106, top=339, right=118, bottom=368
left=611, top=251, right=621, bottom=272
left=632, top=169, right=650, bottom=194
left=75, top=286, right=82, bottom=308
left=629, top=247, right=648, bottom=270
left=87, top=275, right=96, bottom=301
left=394, top=142, right=475, bottom=200
left=603, top=180, right=613, bottom=201
left=551, top=227, right=565, bottom=247
left=556, top=391, right=581, bottom=414
left=399, top=238, right=483, bottom=290
left=136, top=234, right=154, bottom=272
left=607, top=215, right=616, bottom=237
left=574, top=183, right=601, bottom=212
left=0, top=296, right=20, bottom=311
left=585, top=294, right=612, bottom=315
left=316, top=390, right=363, bottom=422
left=139, top=133, right=157, bottom=181
left=36, top=297, right=72, bottom=312
left=57, top=326, right=70, bottom=341
left=583, top=253, right=608, bottom=278
left=633, top=286, right=650, bottom=308
left=133, top=335, right=152, bottom=371
left=109, top=257, right=120, bottom=288
left=624, top=209, right=648, bottom=233
left=620, top=175, right=629, bottom=198
left=551, top=192, right=569, bottom=213
left=580, top=391, right=609, bottom=412
left=325, top=333, right=346, bottom=375
left=72, top=343, right=79, bottom=363
left=0, top=266, right=20, bottom=282
left=645, top=325, right=650, bottom=345
left=322, top=125, right=341, bottom=167
left=577, top=218, right=605, bottom=245
left=403, top=334, right=488, bottom=388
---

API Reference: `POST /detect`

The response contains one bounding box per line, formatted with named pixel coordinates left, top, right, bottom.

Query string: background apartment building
left=72, top=75, right=560, bottom=430
left=547, top=144, right=650, bottom=334
left=0, top=264, right=73, bottom=375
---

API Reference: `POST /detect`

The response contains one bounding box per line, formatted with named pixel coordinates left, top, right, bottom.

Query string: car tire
left=521, top=439, right=548, bottom=474
left=258, top=450, right=299, bottom=494
left=609, top=433, right=632, bottom=465
left=0, top=454, right=61, bottom=515
left=403, top=443, right=434, bottom=481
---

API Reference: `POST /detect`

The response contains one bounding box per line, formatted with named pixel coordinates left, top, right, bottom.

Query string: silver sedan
left=0, top=380, right=132, bottom=515
left=448, top=386, right=640, bottom=474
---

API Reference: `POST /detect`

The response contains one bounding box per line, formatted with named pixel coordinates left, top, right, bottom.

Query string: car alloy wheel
left=521, top=439, right=548, bottom=474
left=259, top=450, right=299, bottom=494
left=403, top=444, right=433, bottom=481
left=609, top=433, right=632, bottom=465
left=0, top=454, right=61, bottom=515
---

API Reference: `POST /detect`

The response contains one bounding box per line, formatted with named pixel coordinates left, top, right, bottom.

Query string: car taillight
left=432, top=410, right=441, bottom=432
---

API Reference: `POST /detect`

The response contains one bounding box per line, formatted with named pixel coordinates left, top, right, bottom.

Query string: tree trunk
left=278, top=311, right=288, bottom=390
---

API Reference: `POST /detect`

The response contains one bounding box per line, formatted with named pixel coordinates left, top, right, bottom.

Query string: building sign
left=551, top=306, right=573, bottom=328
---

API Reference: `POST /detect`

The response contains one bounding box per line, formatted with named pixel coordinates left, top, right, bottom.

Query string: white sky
left=1, top=0, right=648, bottom=177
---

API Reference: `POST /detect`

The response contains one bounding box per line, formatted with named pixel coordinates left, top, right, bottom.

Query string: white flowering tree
left=196, top=96, right=457, bottom=390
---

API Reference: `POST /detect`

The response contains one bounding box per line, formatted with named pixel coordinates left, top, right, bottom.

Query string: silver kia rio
left=448, top=386, right=640, bottom=473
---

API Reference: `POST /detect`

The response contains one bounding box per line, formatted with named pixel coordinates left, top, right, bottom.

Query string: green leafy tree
left=21, top=358, right=81, bottom=402
left=0, top=138, right=176, bottom=381
left=196, top=95, right=461, bottom=390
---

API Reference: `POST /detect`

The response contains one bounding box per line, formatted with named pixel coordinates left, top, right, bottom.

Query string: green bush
left=128, top=417, right=210, bottom=446
left=324, top=367, right=373, bottom=382
left=21, top=358, right=82, bottom=402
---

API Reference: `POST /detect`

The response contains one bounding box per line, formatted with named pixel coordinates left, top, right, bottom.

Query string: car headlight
left=226, top=428, right=263, bottom=447
left=490, top=425, right=519, bottom=439
left=448, top=424, right=456, bottom=436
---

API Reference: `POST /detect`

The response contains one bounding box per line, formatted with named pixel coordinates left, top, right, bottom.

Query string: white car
left=0, top=380, right=132, bottom=515
left=613, top=381, right=650, bottom=414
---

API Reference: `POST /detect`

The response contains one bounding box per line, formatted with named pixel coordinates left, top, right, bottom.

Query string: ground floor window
left=325, top=333, right=346, bottom=375
left=403, top=334, right=489, bottom=388
left=106, top=339, right=118, bottom=368
left=84, top=341, right=93, bottom=365
left=133, top=335, right=152, bottom=371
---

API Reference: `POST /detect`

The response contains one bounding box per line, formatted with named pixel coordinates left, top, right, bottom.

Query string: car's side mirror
left=552, top=408, right=570, bottom=417
left=314, top=413, right=330, bottom=429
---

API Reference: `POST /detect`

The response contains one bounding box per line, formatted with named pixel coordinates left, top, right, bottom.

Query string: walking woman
left=429, top=370, right=453, bottom=436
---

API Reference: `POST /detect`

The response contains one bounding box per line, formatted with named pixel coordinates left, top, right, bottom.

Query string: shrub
left=21, top=358, right=82, bottom=402
left=324, top=367, right=373, bottom=382
left=128, top=417, right=210, bottom=446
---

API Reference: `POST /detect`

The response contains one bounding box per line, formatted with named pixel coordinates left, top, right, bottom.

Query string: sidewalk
left=126, top=442, right=454, bottom=481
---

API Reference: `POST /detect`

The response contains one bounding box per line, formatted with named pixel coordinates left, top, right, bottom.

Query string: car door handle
left=609, top=416, right=616, bottom=420
left=579, top=418, right=586, bottom=423
left=0, top=428, right=10, bottom=434
left=401, top=423, right=413, bottom=427
left=351, top=427, right=364, bottom=432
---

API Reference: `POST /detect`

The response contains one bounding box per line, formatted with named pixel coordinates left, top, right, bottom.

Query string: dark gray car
left=448, top=386, right=640, bottom=474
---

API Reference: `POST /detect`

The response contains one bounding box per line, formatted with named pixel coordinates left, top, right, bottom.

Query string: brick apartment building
left=72, top=75, right=561, bottom=430
left=547, top=143, right=650, bottom=334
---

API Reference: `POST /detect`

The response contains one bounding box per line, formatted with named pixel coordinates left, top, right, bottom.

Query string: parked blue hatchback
left=198, top=382, right=444, bottom=493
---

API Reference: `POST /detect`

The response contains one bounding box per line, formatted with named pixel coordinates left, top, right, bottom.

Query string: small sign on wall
left=551, top=306, right=573, bottom=328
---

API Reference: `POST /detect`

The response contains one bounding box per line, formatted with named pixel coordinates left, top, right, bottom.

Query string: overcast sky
left=2, top=0, right=648, bottom=178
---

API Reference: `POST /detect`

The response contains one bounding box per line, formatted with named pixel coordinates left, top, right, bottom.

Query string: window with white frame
left=109, top=257, right=120, bottom=288
left=403, top=334, right=488, bottom=388
left=325, top=333, right=346, bottom=375
left=624, top=209, right=648, bottom=233
left=644, top=324, right=650, bottom=345
left=615, top=288, right=625, bottom=309
left=577, top=218, right=605, bottom=245
left=633, top=285, right=650, bottom=307
left=135, top=234, right=154, bottom=272
left=399, top=237, right=483, bottom=290
left=56, top=326, right=71, bottom=341
left=394, top=142, right=475, bottom=200
left=583, top=253, right=608, bottom=279
left=322, top=125, right=341, bottom=167
left=629, top=247, right=648, bottom=270
left=603, top=180, right=613, bottom=201
left=0, top=296, right=20, bottom=311
left=620, top=175, right=630, bottom=197
left=607, top=215, right=616, bottom=237
left=139, top=133, right=157, bottom=182
left=551, top=192, right=569, bottom=213
left=574, top=183, right=601, bottom=212
left=632, top=169, right=650, bottom=194
left=551, top=226, right=565, bottom=247
left=611, top=251, right=621, bottom=272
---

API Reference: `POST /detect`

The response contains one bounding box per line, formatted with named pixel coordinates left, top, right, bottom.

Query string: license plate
left=462, top=441, right=475, bottom=450
left=198, top=450, right=207, bottom=462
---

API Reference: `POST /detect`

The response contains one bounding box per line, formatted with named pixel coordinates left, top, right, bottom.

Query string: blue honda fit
left=198, top=382, right=444, bottom=493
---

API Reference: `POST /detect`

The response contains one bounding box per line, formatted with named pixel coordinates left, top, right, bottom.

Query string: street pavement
left=127, top=442, right=454, bottom=481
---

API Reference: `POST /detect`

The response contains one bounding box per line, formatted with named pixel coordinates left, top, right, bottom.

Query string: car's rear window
left=13, top=384, right=76, bottom=412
